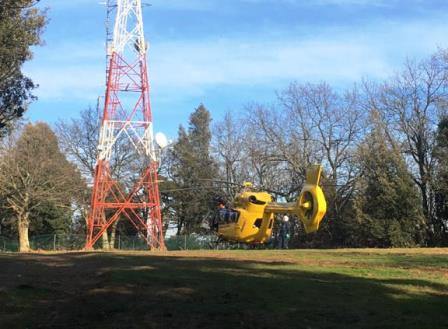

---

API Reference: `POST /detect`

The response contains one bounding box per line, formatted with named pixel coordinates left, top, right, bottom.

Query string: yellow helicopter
left=210, top=164, right=327, bottom=244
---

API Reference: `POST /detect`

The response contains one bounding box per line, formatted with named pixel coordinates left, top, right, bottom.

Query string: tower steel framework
left=85, top=0, right=165, bottom=249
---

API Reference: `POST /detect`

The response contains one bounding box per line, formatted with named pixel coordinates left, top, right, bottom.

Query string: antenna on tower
left=99, top=0, right=118, bottom=85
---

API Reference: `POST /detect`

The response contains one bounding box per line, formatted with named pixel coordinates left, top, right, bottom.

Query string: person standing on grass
left=278, top=215, right=291, bottom=249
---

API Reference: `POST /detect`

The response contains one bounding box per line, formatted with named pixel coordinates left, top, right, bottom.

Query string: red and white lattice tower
left=85, top=0, right=165, bottom=249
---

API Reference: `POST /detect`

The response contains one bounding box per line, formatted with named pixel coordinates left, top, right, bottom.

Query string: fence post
left=53, top=234, right=56, bottom=251
left=118, top=234, right=121, bottom=250
left=184, top=235, right=187, bottom=250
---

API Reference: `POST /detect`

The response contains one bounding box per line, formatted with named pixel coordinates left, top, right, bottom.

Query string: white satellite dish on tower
left=155, top=132, right=169, bottom=149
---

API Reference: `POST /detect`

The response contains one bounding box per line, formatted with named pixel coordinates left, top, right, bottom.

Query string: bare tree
left=286, top=83, right=364, bottom=212
left=212, top=111, right=248, bottom=199
left=55, top=106, right=137, bottom=181
left=55, top=106, right=99, bottom=178
left=237, top=103, right=301, bottom=201
left=55, top=106, right=141, bottom=248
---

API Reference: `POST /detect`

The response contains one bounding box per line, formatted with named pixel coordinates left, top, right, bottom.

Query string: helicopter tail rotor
left=296, top=164, right=327, bottom=233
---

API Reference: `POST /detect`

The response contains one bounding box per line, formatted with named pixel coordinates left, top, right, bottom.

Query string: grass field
left=1, top=249, right=447, bottom=329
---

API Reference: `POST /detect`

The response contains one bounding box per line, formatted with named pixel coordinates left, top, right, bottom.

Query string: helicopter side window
left=248, top=195, right=266, bottom=205
left=218, top=209, right=240, bottom=224
left=253, top=218, right=263, bottom=228
left=230, top=210, right=240, bottom=223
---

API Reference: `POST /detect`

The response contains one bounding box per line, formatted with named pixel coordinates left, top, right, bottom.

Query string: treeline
left=0, top=1, right=447, bottom=249
left=162, top=51, right=448, bottom=248
left=2, top=52, right=448, bottom=249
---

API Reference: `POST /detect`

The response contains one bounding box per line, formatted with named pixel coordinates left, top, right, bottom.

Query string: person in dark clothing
left=278, top=215, right=291, bottom=249
left=210, top=200, right=227, bottom=230
left=217, top=202, right=228, bottom=222
left=210, top=199, right=241, bottom=231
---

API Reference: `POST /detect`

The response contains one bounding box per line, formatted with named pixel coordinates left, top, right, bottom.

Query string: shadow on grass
left=0, top=252, right=447, bottom=329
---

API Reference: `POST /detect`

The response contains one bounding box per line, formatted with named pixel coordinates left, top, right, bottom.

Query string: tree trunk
left=102, top=230, right=110, bottom=250
left=82, top=208, right=89, bottom=230
left=18, top=216, right=30, bottom=252
left=109, top=222, right=118, bottom=249
left=176, top=217, right=184, bottom=235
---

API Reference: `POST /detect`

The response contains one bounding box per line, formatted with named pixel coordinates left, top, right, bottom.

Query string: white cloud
left=149, top=0, right=215, bottom=11
left=23, top=40, right=105, bottom=100
left=241, top=0, right=391, bottom=6
left=312, top=0, right=390, bottom=6
left=44, top=0, right=216, bottom=11
left=43, top=0, right=421, bottom=12
left=148, top=18, right=448, bottom=94
left=150, top=38, right=389, bottom=90
left=25, top=64, right=104, bottom=100
left=24, top=15, right=448, bottom=104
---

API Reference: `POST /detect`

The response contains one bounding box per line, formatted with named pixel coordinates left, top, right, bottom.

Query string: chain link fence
left=0, top=234, right=251, bottom=252
left=0, top=234, right=86, bottom=252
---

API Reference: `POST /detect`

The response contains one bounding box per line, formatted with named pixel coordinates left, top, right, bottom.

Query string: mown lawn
left=0, top=249, right=447, bottom=329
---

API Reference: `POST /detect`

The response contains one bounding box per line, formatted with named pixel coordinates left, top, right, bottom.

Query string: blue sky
left=25, top=0, right=448, bottom=138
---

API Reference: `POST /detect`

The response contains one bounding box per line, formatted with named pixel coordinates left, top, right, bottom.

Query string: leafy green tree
left=433, top=116, right=448, bottom=245
left=352, top=113, right=425, bottom=247
left=29, top=201, right=72, bottom=236
left=0, top=0, right=46, bottom=136
left=0, top=123, right=85, bottom=251
left=168, top=105, right=218, bottom=234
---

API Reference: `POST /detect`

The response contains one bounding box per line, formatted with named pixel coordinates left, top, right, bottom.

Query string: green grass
left=0, top=249, right=447, bottom=329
